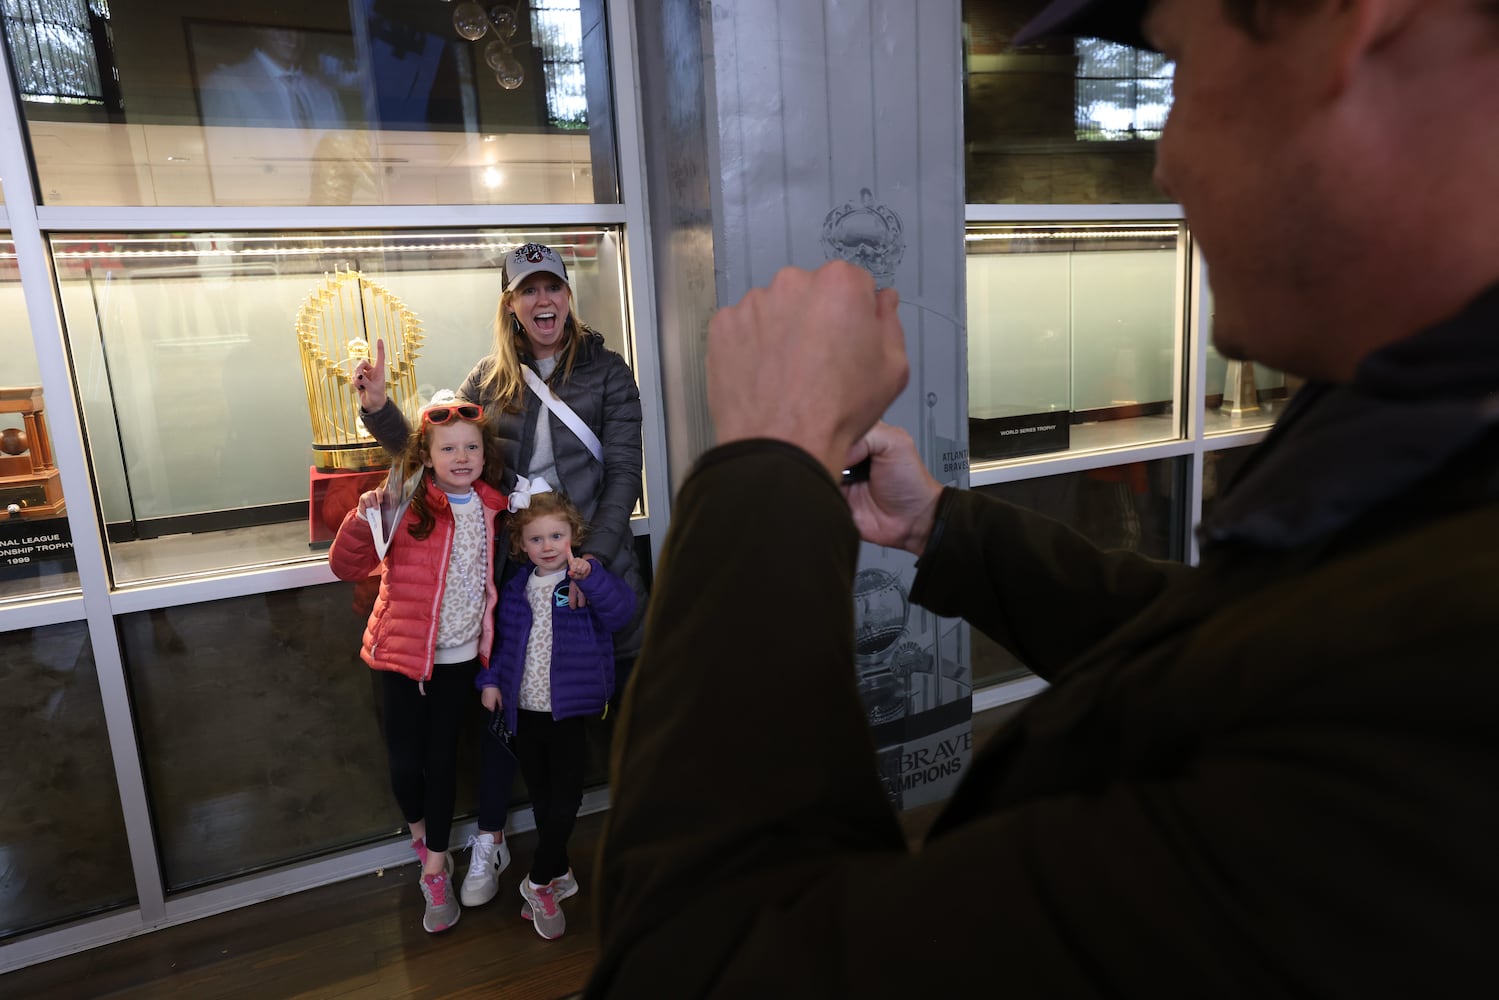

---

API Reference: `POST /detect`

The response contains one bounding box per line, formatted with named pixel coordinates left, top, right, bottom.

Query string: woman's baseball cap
left=502, top=242, right=569, bottom=293
left=1013, top=0, right=1154, bottom=51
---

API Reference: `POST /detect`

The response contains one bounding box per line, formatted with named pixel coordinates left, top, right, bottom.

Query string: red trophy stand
left=309, top=464, right=387, bottom=548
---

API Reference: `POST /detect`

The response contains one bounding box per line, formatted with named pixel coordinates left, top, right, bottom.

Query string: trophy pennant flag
left=365, top=460, right=424, bottom=562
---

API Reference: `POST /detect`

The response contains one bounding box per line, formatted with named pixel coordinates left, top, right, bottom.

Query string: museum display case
left=0, top=238, right=79, bottom=603
left=49, top=226, right=634, bottom=586
left=966, top=222, right=1186, bottom=466
left=1201, top=288, right=1295, bottom=436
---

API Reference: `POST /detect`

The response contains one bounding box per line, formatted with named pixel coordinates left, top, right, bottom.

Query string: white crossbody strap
left=522, top=365, right=604, bottom=464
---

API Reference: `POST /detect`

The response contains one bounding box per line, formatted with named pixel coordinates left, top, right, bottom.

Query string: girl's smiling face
left=423, top=421, right=484, bottom=494
left=520, top=513, right=572, bottom=573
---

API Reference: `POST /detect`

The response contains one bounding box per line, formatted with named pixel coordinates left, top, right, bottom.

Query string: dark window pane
left=0, top=622, right=135, bottom=939
left=971, top=457, right=1188, bottom=687
left=121, top=583, right=400, bottom=890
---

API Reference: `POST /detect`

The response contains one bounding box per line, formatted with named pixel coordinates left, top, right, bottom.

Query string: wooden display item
left=0, top=386, right=67, bottom=519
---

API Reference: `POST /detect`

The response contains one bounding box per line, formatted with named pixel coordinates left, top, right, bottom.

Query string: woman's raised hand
left=353, top=337, right=389, bottom=412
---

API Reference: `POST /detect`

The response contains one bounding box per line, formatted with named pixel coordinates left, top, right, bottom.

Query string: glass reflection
left=0, top=622, right=135, bottom=939
left=963, top=0, right=1173, bottom=204
left=1, top=0, right=615, bottom=206
left=971, top=456, right=1187, bottom=688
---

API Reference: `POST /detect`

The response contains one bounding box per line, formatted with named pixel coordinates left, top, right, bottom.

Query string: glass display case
left=0, top=238, right=80, bottom=603
left=0, top=0, right=615, bottom=207
left=1201, top=288, right=1297, bottom=435
left=50, top=226, right=633, bottom=586
left=966, top=222, right=1185, bottom=466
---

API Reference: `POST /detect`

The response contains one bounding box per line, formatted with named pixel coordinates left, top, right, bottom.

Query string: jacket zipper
left=421, top=503, right=455, bottom=684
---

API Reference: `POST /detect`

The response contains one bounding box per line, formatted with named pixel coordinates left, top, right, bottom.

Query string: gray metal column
left=639, top=0, right=972, bottom=807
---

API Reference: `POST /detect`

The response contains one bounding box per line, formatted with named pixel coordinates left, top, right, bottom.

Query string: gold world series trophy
left=296, top=267, right=424, bottom=546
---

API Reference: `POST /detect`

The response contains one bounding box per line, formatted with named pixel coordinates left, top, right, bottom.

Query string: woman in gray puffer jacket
left=356, top=242, right=647, bottom=654
left=353, top=242, right=647, bottom=897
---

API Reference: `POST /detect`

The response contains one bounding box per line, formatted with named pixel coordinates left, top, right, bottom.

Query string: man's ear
left=1322, top=0, right=1423, bottom=97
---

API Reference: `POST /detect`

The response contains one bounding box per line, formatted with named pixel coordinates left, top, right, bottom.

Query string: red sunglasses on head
left=422, top=403, right=483, bottom=425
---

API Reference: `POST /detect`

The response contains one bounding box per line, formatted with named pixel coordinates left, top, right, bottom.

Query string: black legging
left=515, top=709, right=587, bottom=884
left=381, top=659, right=476, bottom=855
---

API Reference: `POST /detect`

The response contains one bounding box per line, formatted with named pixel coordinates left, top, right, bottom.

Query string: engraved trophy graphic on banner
left=296, top=267, right=424, bottom=545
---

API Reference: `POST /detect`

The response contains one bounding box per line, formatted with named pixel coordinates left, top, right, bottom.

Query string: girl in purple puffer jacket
left=476, top=478, right=636, bottom=941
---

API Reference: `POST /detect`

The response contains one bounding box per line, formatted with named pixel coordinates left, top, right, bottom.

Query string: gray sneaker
left=459, top=833, right=511, bottom=907
left=519, top=879, right=566, bottom=940
left=522, top=868, right=577, bottom=920
left=420, top=869, right=461, bottom=933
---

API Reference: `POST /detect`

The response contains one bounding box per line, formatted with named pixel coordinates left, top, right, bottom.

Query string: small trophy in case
left=0, top=386, right=66, bottom=520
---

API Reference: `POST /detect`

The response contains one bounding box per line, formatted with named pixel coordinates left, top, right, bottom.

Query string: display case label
left=0, top=517, right=76, bottom=580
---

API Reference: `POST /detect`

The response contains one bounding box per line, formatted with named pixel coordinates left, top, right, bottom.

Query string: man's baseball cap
left=1013, top=0, right=1154, bottom=51
left=501, top=242, right=569, bottom=293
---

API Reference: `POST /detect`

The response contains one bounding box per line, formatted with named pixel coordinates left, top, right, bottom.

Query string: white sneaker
left=459, top=832, right=510, bottom=907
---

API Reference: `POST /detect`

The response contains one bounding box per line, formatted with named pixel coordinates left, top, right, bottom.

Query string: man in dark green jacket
left=587, top=0, right=1499, bottom=995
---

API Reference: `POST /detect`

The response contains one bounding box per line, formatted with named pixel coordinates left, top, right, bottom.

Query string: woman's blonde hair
left=475, top=277, right=587, bottom=414
left=507, top=491, right=588, bottom=562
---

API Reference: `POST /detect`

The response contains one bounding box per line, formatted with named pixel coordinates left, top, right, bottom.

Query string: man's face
left=1145, top=0, right=1334, bottom=374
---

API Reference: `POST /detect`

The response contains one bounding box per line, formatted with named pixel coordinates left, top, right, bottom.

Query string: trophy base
left=309, top=466, right=388, bottom=549
left=0, top=467, right=66, bottom=519
left=312, top=443, right=389, bottom=473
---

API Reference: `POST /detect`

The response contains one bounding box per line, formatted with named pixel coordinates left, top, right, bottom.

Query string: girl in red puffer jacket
left=329, top=394, right=506, bottom=935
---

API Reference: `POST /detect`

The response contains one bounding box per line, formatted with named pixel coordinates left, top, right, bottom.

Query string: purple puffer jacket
left=477, top=557, right=637, bottom=733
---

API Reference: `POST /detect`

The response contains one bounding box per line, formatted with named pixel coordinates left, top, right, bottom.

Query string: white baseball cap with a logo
left=502, top=242, right=569, bottom=293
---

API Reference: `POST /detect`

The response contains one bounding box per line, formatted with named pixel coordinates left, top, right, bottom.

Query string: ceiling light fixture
left=444, top=0, right=529, bottom=90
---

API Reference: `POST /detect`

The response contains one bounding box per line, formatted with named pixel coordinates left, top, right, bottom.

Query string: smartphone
left=487, top=708, right=517, bottom=758
left=841, top=457, right=872, bottom=485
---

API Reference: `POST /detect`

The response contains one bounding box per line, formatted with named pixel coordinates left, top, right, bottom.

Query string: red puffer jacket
left=329, top=477, right=506, bottom=681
